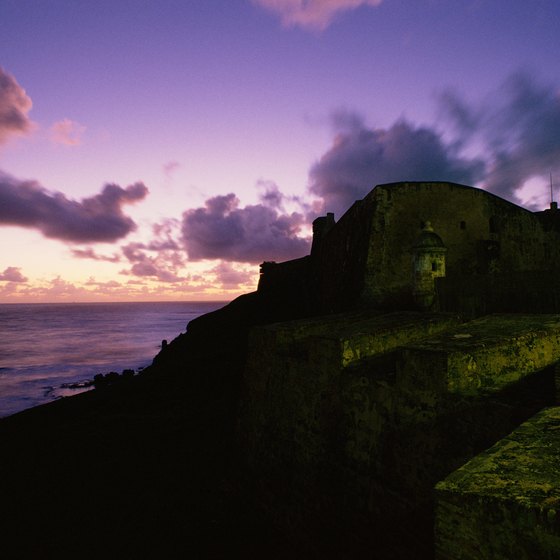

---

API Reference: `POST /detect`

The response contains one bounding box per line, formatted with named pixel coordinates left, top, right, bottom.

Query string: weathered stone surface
left=239, top=309, right=560, bottom=553
left=241, top=311, right=462, bottom=466
left=398, top=314, right=560, bottom=396
left=250, top=310, right=462, bottom=366
left=435, top=406, right=560, bottom=560
left=311, top=181, right=560, bottom=311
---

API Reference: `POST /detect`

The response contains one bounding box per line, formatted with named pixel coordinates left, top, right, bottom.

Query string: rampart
left=259, top=181, right=560, bottom=314
left=240, top=182, right=560, bottom=556
left=435, top=406, right=560, bottom=559
left=238, top=312, right=560, bottom=554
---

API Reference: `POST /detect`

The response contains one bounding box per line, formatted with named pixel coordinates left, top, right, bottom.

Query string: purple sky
left=1, top=0, right=559, bottom=302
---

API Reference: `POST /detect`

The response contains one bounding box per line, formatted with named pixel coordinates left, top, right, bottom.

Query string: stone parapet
left=240, top=311, right=462, bottom=470
left=239, top=311, right=560, bottom=554
left=398, top=314, right=560, bottom=397
left=435, top=406, right=560, bottom=560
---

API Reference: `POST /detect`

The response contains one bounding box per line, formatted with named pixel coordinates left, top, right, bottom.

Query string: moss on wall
left=435, top=407, right=560, bottom=560
left=238, top=310, right=560, bottom=554
left=239, top=182, right=560, bottom=553
left=399, top=314, right=560, bottom=397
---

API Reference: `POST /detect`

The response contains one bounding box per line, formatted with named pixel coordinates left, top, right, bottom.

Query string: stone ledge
left=435, top=406, right=560, bottom=560
left=398, top=314, right=560, bottom=395
left=250, top=311, right=462, bottom=368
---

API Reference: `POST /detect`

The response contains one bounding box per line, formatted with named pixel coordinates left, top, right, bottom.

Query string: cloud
left=182, top=193, right=310, bottom=263
left=309, top=110, right=485, bottom=217
left=256, top=179, right=314, bottom=217
left=0, top=267, right=27, bottom=283
left=130, top=261, right=162, bottom=278
left=121, top=242, right=148, bottom=263
left=120, top=241, right=184, bottom=283
left=309, top=72, right=560, bottom=215
left=210, top=262, right=256, bottom=288
left=0, top=172, right=148, bottom=242
left=0, top=67, right=33, bottom=144
left=163, top=160, right=180, bottom=179
left=252, top=0, right=383, bottom=30
left=37, top=276, right=82, bottom=298
left=439, top=71, right=560, bottom=205
left=70, top=248, right=121, bottom=262
left=258, top=180, right=286, bottom=210
left=148, top=219, right=181, bottom=251
left=50, top=118, right=86, bottom=146
left=85, top=277, right=122, bottom=289
left=0, top=271, right=233, bottom=303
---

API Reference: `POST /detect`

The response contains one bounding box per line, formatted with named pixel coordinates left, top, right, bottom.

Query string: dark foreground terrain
left=0, top=369, right=286, bottom=558
left=0, top=294, right=436, bottom=559
left=0, top=295, right=283, bottom=558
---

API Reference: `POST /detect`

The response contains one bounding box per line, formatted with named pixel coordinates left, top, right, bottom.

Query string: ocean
left=0, top=301, right=226, bottom=418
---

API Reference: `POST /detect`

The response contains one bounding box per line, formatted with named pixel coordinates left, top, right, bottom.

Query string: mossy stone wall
left=435, top=407, right=560, bottom=560
left=238, top=312, right=560, bottom=548
left=308, top=182, right=560, bottom=311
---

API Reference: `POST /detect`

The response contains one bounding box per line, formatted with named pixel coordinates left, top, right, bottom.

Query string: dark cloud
left=0, top=67, right=32, bottom=144
left=440, top=71, right=560, bottom=203
left=309, top=72, right=560, bottom=216
left=130, top=262, right=160, bottom=277
left=0, top=267, right=27, bottom=283
left=309, top=110, right=485, bottom=217
left=123, top=261, right=182, bottom=283
left=121, top=242, right=147, bottom=263
left=437, top=91, right=480, bottom=144
left=258, top=180, right=286, bottom=210
left=0, top=172, right=148, bottom=242
left=256, top=179, right=315, bottom=219
left=182, top=193, right=310, bottom=263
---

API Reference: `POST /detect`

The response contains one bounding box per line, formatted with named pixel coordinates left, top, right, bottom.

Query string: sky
left=1, top=0, right=560, bottom=302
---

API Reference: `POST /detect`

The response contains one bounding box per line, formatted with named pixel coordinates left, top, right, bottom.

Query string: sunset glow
left=1, top=1, right=559, bottom=302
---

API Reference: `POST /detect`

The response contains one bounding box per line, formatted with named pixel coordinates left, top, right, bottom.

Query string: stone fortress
left=237, top=182, right=560, bottom=559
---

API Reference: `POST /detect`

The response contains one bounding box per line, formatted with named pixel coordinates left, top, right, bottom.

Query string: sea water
left=0, top=301, right=226, bottom=417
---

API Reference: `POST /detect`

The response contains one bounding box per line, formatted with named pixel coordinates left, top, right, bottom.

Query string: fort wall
left=435, top=406, right=560, bottom=560
left=244, top=182, right=560, bottom=554
left=437, top=270, right=560, bottom=316
left=361, top=182, right=560, bottom=307
left=311, top=199, right=375, bottom=312
left=271, top=182, right=560, bottom=312
left=238, top=312, right=560, bottom=549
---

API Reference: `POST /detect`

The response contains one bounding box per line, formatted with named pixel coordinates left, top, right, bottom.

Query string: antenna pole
left=551, top=172, right=554, bottom=204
